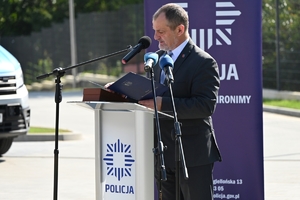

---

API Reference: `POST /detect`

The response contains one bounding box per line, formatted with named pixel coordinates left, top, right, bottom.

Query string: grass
left=29, top=126, right=71, bottom=134
left=263, top=99, right=300, bottom=110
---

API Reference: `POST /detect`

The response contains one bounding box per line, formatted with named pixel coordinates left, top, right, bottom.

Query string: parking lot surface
left=0, top=91, right=299, bottom=200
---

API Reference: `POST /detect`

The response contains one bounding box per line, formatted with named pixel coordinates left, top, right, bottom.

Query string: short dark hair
left=153, top=3, right=189, bottom=33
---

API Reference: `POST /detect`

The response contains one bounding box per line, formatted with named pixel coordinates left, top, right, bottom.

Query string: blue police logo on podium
left=103, top=139, right=135, bottom=181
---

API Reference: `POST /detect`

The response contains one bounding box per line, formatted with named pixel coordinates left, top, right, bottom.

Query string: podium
left=73, top=101, right=172, bottom=200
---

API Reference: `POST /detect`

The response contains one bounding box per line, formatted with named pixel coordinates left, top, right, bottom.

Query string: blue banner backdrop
left=144, top=1, right=264, bottom=199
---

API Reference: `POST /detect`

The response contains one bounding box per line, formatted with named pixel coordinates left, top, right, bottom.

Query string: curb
left=14, top=133, right=82, bottom=142
left=263, top=105, right=300, bottom=118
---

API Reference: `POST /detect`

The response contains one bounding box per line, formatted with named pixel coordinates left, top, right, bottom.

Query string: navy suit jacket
left=152, top=39, right=222, bottom=168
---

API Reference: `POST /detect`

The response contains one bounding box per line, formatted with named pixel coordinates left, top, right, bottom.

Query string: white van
left=0, top=45, right=30, bottom=155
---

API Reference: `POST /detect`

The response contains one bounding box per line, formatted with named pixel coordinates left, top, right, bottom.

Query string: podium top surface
left=68, top=101, right=173, bottom=118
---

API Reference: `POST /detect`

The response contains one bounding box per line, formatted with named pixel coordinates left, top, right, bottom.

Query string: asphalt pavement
left=0, top=90, right=299, bottom=200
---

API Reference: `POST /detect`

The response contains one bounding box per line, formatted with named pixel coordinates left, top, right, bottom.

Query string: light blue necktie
left=160, top=51, right=173, bottom=84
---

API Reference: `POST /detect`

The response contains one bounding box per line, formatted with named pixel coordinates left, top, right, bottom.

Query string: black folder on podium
left=108, top=72, right=168, bottom=101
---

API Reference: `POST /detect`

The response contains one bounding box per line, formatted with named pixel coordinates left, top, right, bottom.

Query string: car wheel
left=0, top=138, right=13, bottom=155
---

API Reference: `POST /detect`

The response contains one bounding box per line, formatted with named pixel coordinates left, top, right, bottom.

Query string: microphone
left=159, top=54, right=174, bottom=84
left=144, top=52, right=159, bottom=72
left=122, top=36, right=152, bottom=64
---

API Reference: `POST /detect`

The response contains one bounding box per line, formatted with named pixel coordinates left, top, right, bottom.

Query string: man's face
left=152, top=13, right=178, bottom=51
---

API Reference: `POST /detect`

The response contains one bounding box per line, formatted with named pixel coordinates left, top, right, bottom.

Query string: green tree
left=0, top=0, right=143, bottom=37
left=0, top=0, right=54, bottom=36
left=262, top=0, right=300, bottom=90
left=75, top=0, right=142, bottom=13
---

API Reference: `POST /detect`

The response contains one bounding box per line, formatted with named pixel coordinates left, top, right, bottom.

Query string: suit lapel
left=154, top=39, right=194, bottom=81
left=173, top=39, right=194, bottom=74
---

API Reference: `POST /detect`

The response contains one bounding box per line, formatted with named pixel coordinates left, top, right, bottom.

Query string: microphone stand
left=145, top=67, right=167, bottom=200
left=36, top=46, right=132, bottom=200
left=165, top=78, right=189, bottom=200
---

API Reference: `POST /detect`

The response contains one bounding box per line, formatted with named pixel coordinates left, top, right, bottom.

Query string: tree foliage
left=0, top=0, right=143, bottom=36
left=262, top=0, right=300, bottom=90
left=2, top=0, right=300, bottom=90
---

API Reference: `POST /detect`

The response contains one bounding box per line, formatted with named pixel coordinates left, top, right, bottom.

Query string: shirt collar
left=170, top=39, right=189, bottom=62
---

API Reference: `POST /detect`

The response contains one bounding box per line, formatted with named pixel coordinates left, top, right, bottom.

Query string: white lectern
left=75, top=101, right=171, bottom=200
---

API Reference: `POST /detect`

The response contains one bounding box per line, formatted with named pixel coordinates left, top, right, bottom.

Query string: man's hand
left=104, top=82, right=114, bottom=93
left=138, top=96, right=162, bottom=111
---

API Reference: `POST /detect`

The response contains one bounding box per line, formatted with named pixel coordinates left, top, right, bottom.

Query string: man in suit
left=138, top=3, right=222, bottom=200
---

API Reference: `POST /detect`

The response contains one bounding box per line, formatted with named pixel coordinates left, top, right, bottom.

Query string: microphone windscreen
left=159, top=54, right=174, bottom=70
left=139, top=36, right=152, bottom=49
left=144, top=52, right=159, bottom=65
